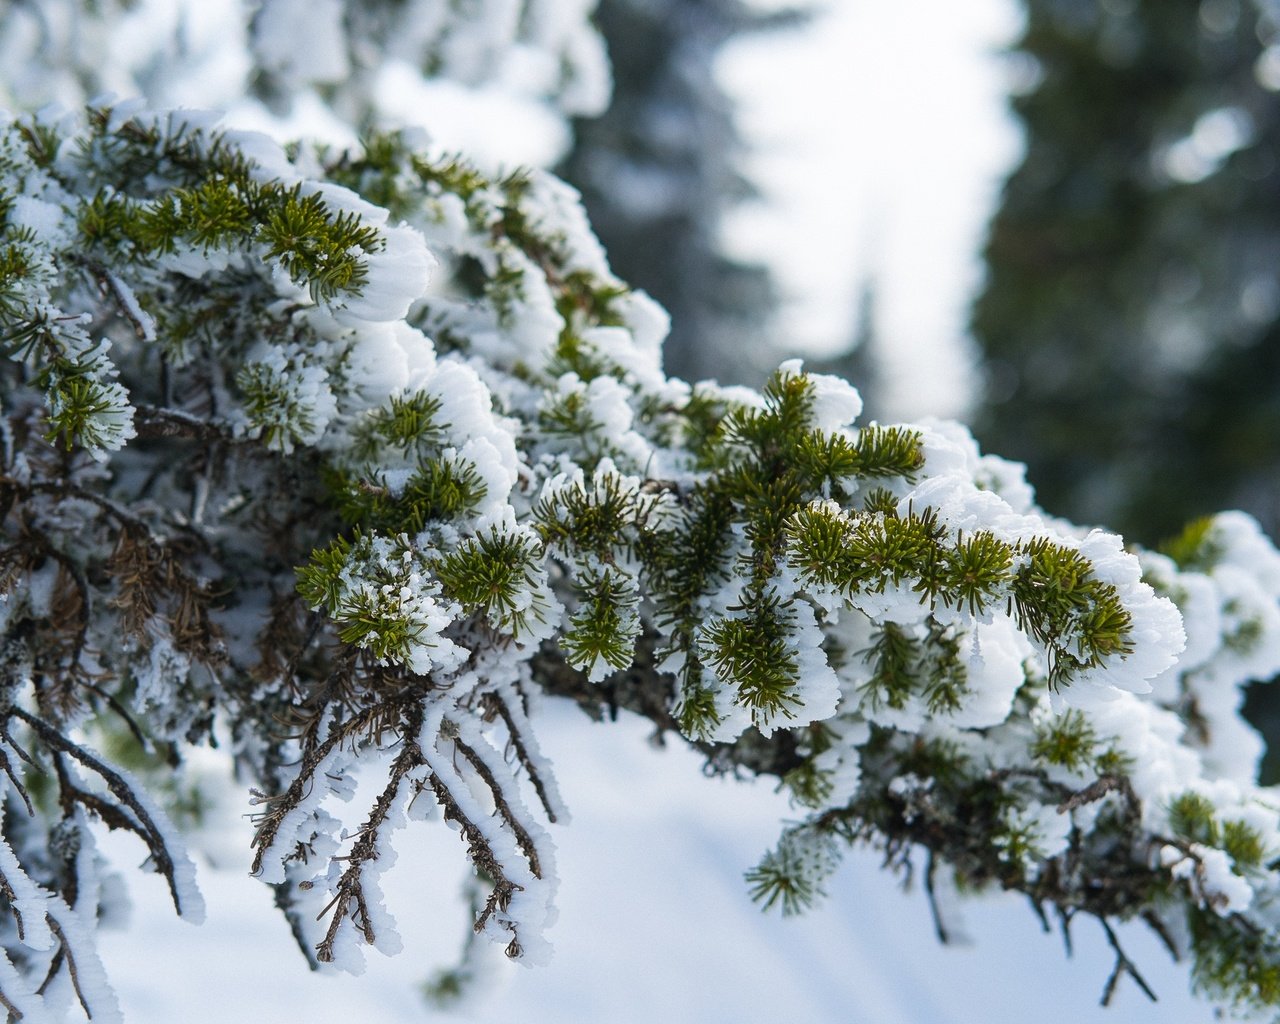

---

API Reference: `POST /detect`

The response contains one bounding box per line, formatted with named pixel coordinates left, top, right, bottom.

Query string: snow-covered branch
left=0, top=94, right=1279, bottom=1020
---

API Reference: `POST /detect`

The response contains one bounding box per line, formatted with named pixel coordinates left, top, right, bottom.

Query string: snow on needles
left=6, top=92, right=1280, bottom=1021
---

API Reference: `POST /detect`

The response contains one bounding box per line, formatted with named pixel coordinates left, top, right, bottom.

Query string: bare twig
left=1027, top=896, right=1051, bottom=936
left=0, top=743, right=33, bottom=816
left=1099, top=916, right=1157, bottom=1006
left=1056, top=774, right=1133, bottom=815
left=450, top=729, right=543, bottom=878
left=924, top=851, right=949, bottom=944
left=427, top=769, right=524, bottom=956
left=80, top=678, right=150, bottom=751
left=0, top=864, right=28, bottom=942
left=315, top=705, right=426, bottom=963
left=1141, top=909, right=1181, bottom=963
left=132, top=406, right=228, bottom=443
left=1057, top=906, right=1075, bottom=959
left=250, top=697, right=378, bottom=874
left=43, top=918, right=92, bottom=1019
left=12, top=707, right=189, bottom=916
left=0, top=986, right=23, bottom=1019
left=26, top=479, right=152, bottom=536
left=482, top=692, right=559, bottom=823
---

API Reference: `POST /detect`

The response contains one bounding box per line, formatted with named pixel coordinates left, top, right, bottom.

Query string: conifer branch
left=1099, top=917, right=1158, bottom=1006
left=12, top=707, right=190, bottom=916
left=449, top=727, right=543, bottom=879
left=0, top=87, right=1275, bottom=1019
left=41, top=918, right=90, bottom=1018
left=424, top=770, right=526, bottom=956
left=315, top=704, right=426, bottom=963
left=481, top=691, right=560, bottom=824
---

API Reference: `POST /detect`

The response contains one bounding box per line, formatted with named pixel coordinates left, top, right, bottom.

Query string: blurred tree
left=973, top=0, right=1280, bottom=548
left=809, top=276, right=890, bottom=424
left=559, top=0, right=798, bottom=385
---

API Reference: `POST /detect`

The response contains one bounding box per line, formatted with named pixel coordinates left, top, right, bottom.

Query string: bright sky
left=718, top=0, right=1025, bottom=421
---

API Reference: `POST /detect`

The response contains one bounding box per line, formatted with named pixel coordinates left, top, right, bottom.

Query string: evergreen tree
left=973, top=0, right=1280, bottom=547
left=0, top=3, right=1278, bottom=1021
left=559, top=0, right=795, bottom=385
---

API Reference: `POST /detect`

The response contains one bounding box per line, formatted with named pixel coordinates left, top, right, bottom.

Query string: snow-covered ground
left=98, top=702, right=1212, bottom=1023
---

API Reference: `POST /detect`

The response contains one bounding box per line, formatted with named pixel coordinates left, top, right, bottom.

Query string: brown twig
left=481, top=691, right=559, bottom=824
left=0, top=742, right=33, bottom=816
left=427, top=768, right=524, bottom=956
left=923, top=850, right=949, bottom=944
left=1056, top=774, right=1134, bottom=815
left=132, top=405, right=228, bottom=443
left=450, top=729, right=543, bottom=878
left=42, top=918, right=93, bottom=1019
left=1099, top=916, right=1158, bottom=1006
left=315, top=705, right=426, bottom=963
left=12, top=707, right=190, bottom=916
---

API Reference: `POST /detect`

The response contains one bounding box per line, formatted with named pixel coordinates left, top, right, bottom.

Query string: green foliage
left=792, top=431, right=860, bottom=489
left=1011, top=538, right=1134, bottom=689
left=235, top=359, right=319, bottom=452
left=351, top=391, right=447, bottom=460
left=1169, top=791, right=1221, bottom=847
left=1222, top=599, right=1266, bottom=656
left=334, top=590, right=427, bottom=663
left=782, top=729, right=836, bottom=809
left=168, top=176, right=258, bottom=251
left=1160, top=516, right=1222, bottom=573
left=933, top=530, right=1014, bottom=615
left=721, top=369, right=813, bottom=456
left=1166, top=793, right=1267, bottom=873
left=546, top=328, right=612, bottom=382
left=745, top=826, right=840, bottom=917
left=536, top=387, right=623, bottom=468
left=3, top=97, right=1272, bottom=1022
left=296, top=535, right=355, bottom=615
left=560, top=568, right=640, bottom=678
left=261, top=187, right=386, bottom=302
left=78, top=174, right=383, bottom=304
left=745, top=857, right=818, bottom=916
left=1222, top=819, right=1267, bottom=870
left=434, top=528, right=547, bottom=638
left=784, top=499, right=1135, bottom=690
left=534, top=470, right=650, bottom=561
left=669, top=388, right=734, bottom=470
left=555, top=269, right=629, bottom=329
left=700, top=592, right=801, bottom=725
left=40, top=357, right=126, bottom=450
left=332, top=459, right=486, bottom=534
left=920, top=626, right=968, bottom=715
left=297, top=533, right=442, bottom=665
left=862, top=623, right=918, bottom=711
left=15, top=119, right=59, bottom=168
left=850, top=424, right=927, bottom=479
left=1190, top=908, right=1280, bottom=1016
left=1031, top=709, right=1098, bottom=772
left=860, top=486, right=899, bottom=516
left=786, top=504, right=939, bottom=597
